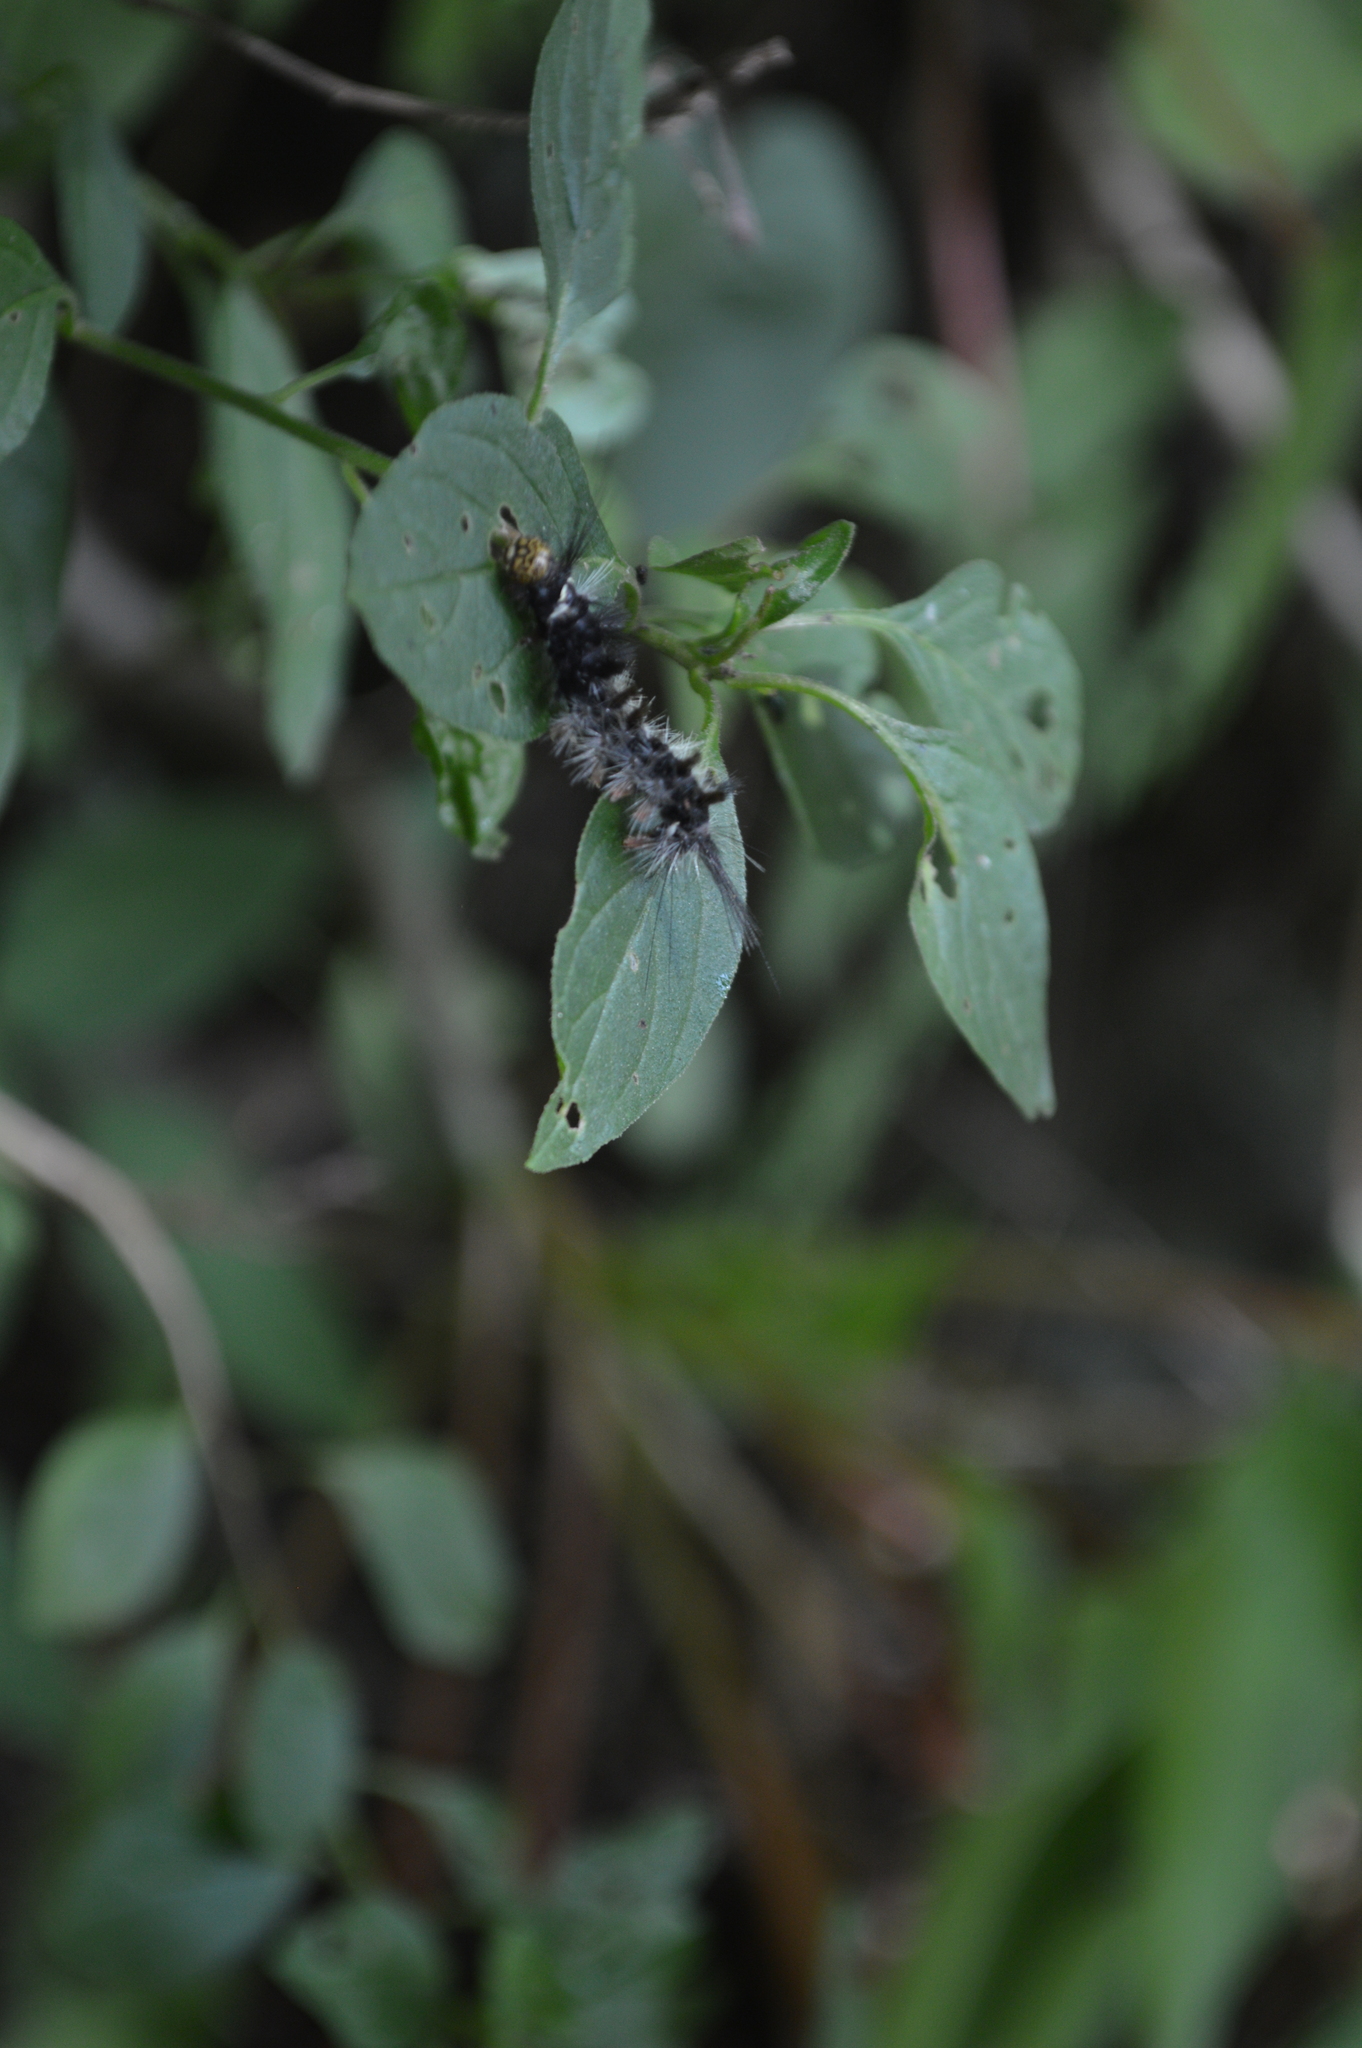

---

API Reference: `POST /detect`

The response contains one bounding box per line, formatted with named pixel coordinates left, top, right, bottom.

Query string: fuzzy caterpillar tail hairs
left=490, top=509, right=756, bottom=949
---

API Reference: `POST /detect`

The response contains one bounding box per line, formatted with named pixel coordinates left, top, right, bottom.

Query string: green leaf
left=0, top=1984, right=188, bottom=2048
left=54, top=103, right=145, bottom=332
left=369, top=276, right=470, bottom=431
left=0, top=218, right=69, bottom=459
left=0, top=395, right=73, bottom=806
left=319, top=1436, right=517, bottom=1669
left=45, top=1803, right=301, bottom=1986
left=184, top=1247, right=379, bottom=1438
left=326, top=127, right=466, bottom=300
left=664, top=521, right=854, bottom=633
left=235, top=1638, right=361, bottom=1865
left=349, top=392, right=611, bottom=739
left=787, top=336, right=1010, bottom=546
left=619, top=105, right=899, bottom=533
left=414, top=711, right=524, bottom=857
left=904, top=730, right=1053, bottom=1118
left=204, top=282, right=352, bottom=778
left=528, top=0, right=647, bottom=399
left=754, top=616, right=918, bottom=865
left=0, top=0, right=205, bottom=125
left=658, top=536, right=768, bottom=594
left=1121, top=0, right=1362, bottom=195
left=786, top=563, right=1081, bottom=836
left=0, top=793, right=330, bottom=1047
left=740, top=675, right=1054, bottom=1116
left=371, top=1760, right=521, bottom=1916
left=273, top=1894, right=448, bottom=2048
left=78, top=1610, right=237, bottom=1806
left=16, top=1409, right=201, bottom=1638
left=527, top=797, right=747, bottom=1172
left=1135, top=1382, right=1362, bottom=2048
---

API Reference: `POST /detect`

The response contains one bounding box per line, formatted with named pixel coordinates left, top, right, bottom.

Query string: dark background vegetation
left=5, top=0, right=1362, bottom=2046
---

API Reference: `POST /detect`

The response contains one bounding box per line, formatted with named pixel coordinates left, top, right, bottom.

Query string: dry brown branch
left=0, top=1089, right=291, bottom=1634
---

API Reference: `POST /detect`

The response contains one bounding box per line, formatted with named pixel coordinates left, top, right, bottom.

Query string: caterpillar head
left=490, top=507, right=556, bottom=588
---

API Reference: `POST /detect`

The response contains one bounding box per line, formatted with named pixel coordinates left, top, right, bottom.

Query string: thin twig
left=0, top=1090, right=292, bottom=1636
left=122, top=0, right=529, bottom=133
left=121, top=0, right=790, bottom=147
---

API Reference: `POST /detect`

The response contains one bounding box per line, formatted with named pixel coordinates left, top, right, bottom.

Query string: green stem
left=268, top=345, right=377, bottom=405
left=63, top=320, right=392, bottom=477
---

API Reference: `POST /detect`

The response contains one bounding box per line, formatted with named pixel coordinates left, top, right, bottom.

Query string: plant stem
left=64, top=319, right=393, bottom=477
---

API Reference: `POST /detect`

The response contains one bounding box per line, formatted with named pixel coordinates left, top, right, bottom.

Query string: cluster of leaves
left=0, top=0, right=1084, bottom=1176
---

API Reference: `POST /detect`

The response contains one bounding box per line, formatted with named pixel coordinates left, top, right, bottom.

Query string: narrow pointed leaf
left=529, top=0, right=648, bottom=393
left=54, top=104, right=146, bottom=333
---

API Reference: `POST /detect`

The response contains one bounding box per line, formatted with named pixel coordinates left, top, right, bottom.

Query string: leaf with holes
left=529, top=0, right=648, bottom=395
left=733, top=672, right=1052, bottom=1116
left=529, top=797, right=747, bottom=1172
left=903, top=729, right=1054, bottom=1117
left=773, top=563, right=1081, bottom=835
left=349, top=393, right=613, bottom=741
left=0, top=220, right=70, bottom=459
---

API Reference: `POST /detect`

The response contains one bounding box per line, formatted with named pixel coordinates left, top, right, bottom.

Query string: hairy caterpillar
left=491, top=508, right=756, bottom=950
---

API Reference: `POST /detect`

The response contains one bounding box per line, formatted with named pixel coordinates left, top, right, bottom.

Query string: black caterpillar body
left=491, top=509, right=755, bottom=949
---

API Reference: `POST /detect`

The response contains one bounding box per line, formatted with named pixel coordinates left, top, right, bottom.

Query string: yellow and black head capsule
left=490, top=506, right=556, bottom=589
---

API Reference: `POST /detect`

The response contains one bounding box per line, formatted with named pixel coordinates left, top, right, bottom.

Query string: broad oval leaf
left=0, top=395, right=72, bottom=807
left=16, top=1408, right=202, bottom=1638
left=54, top=103, right=145, bottom=333
left=349, top=393, right=610, bottom=739
left=326, top=128, right=466, bottom=306
left=45, top=1803, right=300, bottom=1986
left=272, top=1893, right=448, bottom=2048
left=236, top=1638, right=362, bottom=1866
left=529, top=0, right=647, bottom=390
left=205, top=282, right=353, bottom=778
left=0, top=219, right=68, bottom=459
left=529, top=797, right=747, bottom=1172
left=319, top=1437, right=517, bottom=1670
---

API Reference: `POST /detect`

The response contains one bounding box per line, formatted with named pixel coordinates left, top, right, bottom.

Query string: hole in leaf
left=926, top=838, right=957, bottom=900
left=1003, top=837, right=1016, bottom=851
left=489, top=679, right=507, bottom=715
left=460, top=511, right=472, bottom=533
left=402, top=532, right=414, bottom=554
left=419, top=602, right=437, bottom=632
left=1026, top=692, right=1054, bottom=731
left=472, top=663, right=483, bottom=680
left=564, top=1100, right=581, bottom=1130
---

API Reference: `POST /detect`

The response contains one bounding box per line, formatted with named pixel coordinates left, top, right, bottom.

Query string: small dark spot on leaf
left=545, top=142, right=555, bottom=160
left=1003, top=908, right=1015, bottom=924
left=489, top=679, right=507, bottom=714
left=564, top=1100, right=581, bottom=1130
left=419, top=602, right=437, bottom=632
left=5, top=309, right=20, bottom=324
left=1003, top=837, right=1016, bottom=851
left=962, top=998, right=972, bottom=1012
left=1026, top=692, right=1054, bottom=731
left=460, top=511, right=472, bottom=533
left=401, top=532, right=414, bottom=554
left=472, top=663, right=483, bottom=680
